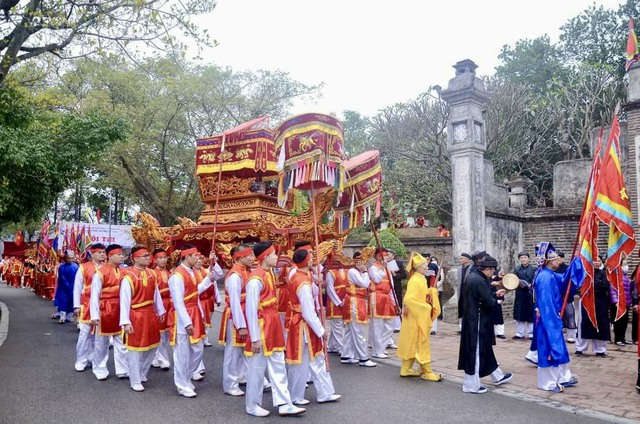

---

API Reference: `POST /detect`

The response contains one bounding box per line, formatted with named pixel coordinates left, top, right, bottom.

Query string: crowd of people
left=0, top=256, right=57, bottom=300
left=5, top=236, right=638, bottom=404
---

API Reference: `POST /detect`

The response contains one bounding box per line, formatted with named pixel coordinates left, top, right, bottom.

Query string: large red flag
left=576, top=128, right=604, bottom=329
left=627, top=19, right=639, bottom=71
left=593, top=115, right=637, bottom=320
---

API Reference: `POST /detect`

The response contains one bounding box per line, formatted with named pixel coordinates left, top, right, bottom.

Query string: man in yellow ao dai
left=396, top=252, right=442, bottom=381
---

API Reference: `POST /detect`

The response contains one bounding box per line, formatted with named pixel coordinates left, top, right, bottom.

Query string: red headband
left=154, top=251, right=167, bottom=258
left=131, top=248, right=149, bottom=258
left=233, top=249, right=253, bottom=260
left=181, top=247, right=199, bottom=257
left=256, top=246, right=275, bottom=263
left=107, top=248, right=122, bottom=257
left=294, top=252, right=311, bottom=268
left=90, top=246, right=105, bottom=253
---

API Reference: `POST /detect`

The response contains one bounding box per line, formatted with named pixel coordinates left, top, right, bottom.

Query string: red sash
left=244, top=267, right=285, bottom=356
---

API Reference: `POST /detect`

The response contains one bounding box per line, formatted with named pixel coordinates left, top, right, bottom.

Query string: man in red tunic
left=90, top=244, right=129, bottom=380
left=73, top=244, right=105, bottom=372
left=219, top=244, right=253, bottom=397
left=151, top=248, right=172, bottom=370
left=168, top=244, right=222, bottom=398
left=286, top=248, right=341, bottom=405
left=368, top=247, right=398, bottom=359
left=9, top=257, right=22, bottom=288
left=120, top=245, right=166, bottom=392
left=244, top=241, right=305, bottom=417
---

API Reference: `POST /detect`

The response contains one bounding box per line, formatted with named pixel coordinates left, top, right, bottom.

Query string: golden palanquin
left=132, top=114, right=381, bottom=264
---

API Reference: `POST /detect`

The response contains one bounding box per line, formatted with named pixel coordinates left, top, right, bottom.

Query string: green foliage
left=0, top=79, right=127, bottom=227
left=52, top=56, right=321, bottom=225
left=367, top=227, right=406, bottom=259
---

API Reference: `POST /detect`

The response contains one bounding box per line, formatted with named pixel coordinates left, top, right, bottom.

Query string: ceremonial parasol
left=334, top=150, right=382, bottom=232
left=274, top=113, right=346, bottom=370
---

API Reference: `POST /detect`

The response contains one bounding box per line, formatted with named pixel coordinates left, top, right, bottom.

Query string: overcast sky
left=193, top=0, right=625, bottom=117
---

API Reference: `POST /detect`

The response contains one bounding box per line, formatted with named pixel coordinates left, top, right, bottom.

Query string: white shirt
left=119, top=269, right=166, bottom=326
left=225, top=271, right=247, bottom=330
left=168, top=263, right=222, bottom=334
left=73, top=261, right=101, bottom=309
left=325, top=270, right=344, bottom=306
left=245, top=275, right=264, bottom=343
left=347, top=268, right=370, bottom=288
left=298, top=282, right=325, bottom=339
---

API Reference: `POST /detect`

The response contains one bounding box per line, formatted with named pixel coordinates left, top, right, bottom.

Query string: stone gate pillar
left=440, top=59, right=492, bottom=257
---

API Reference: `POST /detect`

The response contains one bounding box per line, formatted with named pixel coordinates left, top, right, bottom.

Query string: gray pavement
left=0, top=285, right=614, bottom=424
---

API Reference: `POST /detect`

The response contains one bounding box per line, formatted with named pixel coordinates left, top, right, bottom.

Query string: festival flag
left=63, top=224, right=70, bottom=252
left=575, top=127, right=604, bottom=329
left=96, top=209, right=101, bottom=223
left=627, top=19, right=639, bottom=71
left=14, top=230, right=23, bottom=246
left=83, top=225, right=93, bottom=252
left=69, top=224, right=77, bottom=252
left=593, top=115, right=637, bottom=320
left=51, top=222, right=60, bottom=252
left=77, top=225, right=85, bottom=252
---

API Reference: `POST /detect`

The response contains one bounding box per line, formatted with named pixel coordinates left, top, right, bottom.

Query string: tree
left=53, top=56, right=321, bottom=225
left=0, top=77, right=127, bottom=227
left=0, top=0, right=216, bottom=84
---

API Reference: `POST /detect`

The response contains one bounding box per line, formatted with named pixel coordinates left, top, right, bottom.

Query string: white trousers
left=575, top=338, right=607, bottom=353
left=462, top=324, right=504, bottom=392
left=537, top=363, right=572, bottom=391
left=245, top=351, right=292, bottom=414
left=515, top=321, right=534, bottom=338
left=93, top=334, right=128, bottom=379
left=153, top=332, right=171, bottom=368
left=75, top=323, right=94, bottom=370
left=371, top=317, right=394, bottom=356
left=494, top=324, right=505, bottom=337
left=128, top=349, right=156, bottom=386
left=393, top=316, right=401, bottom=331
left=288, top=343, right=335, bottom=403
left=327, top=319, right=344, bottom=353
left=432, top=318, right=438, bottom=333
left=222, top=319, right=247, bottom=393
left=342, top=320, right=369, bottom=361
left=173, top=335, right=204, bottom=393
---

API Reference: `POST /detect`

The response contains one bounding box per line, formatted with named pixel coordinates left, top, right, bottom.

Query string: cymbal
left=502, top=273, right=520, bottom=290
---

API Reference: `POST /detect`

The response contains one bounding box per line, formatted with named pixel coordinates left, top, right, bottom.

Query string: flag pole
left=559, top=127, right=602, bottom=319
left=309, top=182, right=329, bottom=371
left=210, top=133, right=226, bottom=269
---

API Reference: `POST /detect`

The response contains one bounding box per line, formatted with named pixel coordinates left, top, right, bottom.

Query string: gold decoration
left=199, top=176, right=253, bottom=199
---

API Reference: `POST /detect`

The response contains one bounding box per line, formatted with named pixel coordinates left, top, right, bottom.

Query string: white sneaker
left=318, top=394, right=341, bottom=403
left=372, top=353, right=389, bottom=359
left=151, top=360, right=160, bottom=368
left=340, top=358, right=358, bottom=364
left=203, top=340, right=213, bottom=347
left=247, top=406, right=270, bottom=417
left=225, top=389, right=245, bottom=397
left=293, top=399, right=310, bottom=405
left=178, top=388, right=197, bottom=398
left=116, top=373, right=129, bottom=379
left=278, top=404, right=306, bottom=416
left=74, top=363, right=87, bottom=372
left=192, top=373, right=204, bottom=381
left=263, top=381, right=272, bottom=390
left=387, top=343, right=398, bottom=349
left=359, top=360, right=377, bottom=367
left=96, top=375, right=108, bottom=381
left=131, top=383, right=145, bottom=392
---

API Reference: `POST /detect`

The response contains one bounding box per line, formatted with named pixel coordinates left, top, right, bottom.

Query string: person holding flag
left=533, top=242, right=580, bottom=393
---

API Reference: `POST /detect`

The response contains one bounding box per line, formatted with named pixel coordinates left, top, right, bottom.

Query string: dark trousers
left=613, top=307, right=630, bottom=343
left=633, top=310, right=638, bottom=343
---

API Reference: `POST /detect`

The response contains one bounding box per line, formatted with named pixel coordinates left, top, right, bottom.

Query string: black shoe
left=575, top=350, right=583, bottom=356
left=512, top=335, right=524, bottom=340
left=595, top=352, right=607, bottom=358
left=496, top=335, right=506, bottom=339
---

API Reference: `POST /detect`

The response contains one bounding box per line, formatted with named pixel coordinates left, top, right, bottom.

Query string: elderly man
left=458, top=255, right=512, bottom=394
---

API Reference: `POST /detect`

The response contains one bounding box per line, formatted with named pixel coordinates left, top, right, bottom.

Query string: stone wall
left=553, top=159, right=591, bottom=209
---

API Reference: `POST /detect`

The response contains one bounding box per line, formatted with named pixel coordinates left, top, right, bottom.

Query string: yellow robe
left=397, top=272, right=440, bottom=364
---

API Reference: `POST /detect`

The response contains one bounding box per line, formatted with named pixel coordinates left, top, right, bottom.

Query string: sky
left=193, top=0, right=625, bottom=118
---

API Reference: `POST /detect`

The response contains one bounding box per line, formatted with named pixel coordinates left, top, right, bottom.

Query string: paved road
left=0, top=285, right=610, bottom=424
